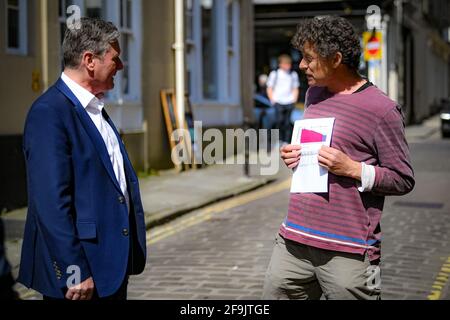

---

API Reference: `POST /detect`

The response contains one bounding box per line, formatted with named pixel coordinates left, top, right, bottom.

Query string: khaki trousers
left=262, top=234, right=381, bottom=300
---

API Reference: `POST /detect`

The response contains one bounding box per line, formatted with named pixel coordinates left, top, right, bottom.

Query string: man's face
left=92, top=40, right=123, bottom=94
left=299, top=41, right=334, bottom=87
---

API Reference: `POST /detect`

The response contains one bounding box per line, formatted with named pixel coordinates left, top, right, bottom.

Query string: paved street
left=13, top=124, right=450, bottom=300
left=125, top=130, right=450, bottom=300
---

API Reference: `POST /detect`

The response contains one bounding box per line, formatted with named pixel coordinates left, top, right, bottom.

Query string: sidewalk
left=3, top=158, right=281, bottom=280
left=405, top=114, right=441, bottom=142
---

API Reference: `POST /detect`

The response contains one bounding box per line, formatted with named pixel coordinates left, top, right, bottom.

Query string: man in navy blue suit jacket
left=18, top=18, right=147, bottom=300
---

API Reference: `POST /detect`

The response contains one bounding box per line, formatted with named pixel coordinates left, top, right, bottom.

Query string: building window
left=226, top=0, right=239, bottom=102
left=6, top=0, right=27, bottom=55
left=186, top=0, right=240, bottom=105
left=85, top=0, right=104, bottom=18
left=59, top=0, right=104, bottom=48
left=185, top=0, right=194, bottom=99
left=58, top=0, right=74, bottom=70
left=201, top=0, right=218, bottom=100
left=118, top=0, right=133, bottom=96
left=102, top=0, right=141, bottom=103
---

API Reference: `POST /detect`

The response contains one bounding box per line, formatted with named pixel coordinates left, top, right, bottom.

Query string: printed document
left=290, top=118, right=335, bottom=193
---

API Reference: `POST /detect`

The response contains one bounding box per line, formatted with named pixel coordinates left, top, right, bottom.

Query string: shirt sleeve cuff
left=357, top=163, right=376, bottom=192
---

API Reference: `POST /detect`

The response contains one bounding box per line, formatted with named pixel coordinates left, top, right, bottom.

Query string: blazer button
left=122, top=228, right=129, bottom=236
left=118, top=196, right=125, bottom=204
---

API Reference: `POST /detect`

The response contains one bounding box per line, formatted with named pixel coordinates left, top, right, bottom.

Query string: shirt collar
left=61, top=72, right=104, bottom=111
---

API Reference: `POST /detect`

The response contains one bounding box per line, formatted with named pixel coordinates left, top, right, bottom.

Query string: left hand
left=65, top=277, right=95, bottom=300
left=318, top=146, right=361, bottom=180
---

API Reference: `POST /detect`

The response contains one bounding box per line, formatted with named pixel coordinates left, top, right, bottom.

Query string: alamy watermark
left=66, top=5, right=82, bottom=30
left=170, top=121, right=282, bottom=176
left=66, top=265, right=81, bottom=289
left=365, top=265, right=382, bottom=291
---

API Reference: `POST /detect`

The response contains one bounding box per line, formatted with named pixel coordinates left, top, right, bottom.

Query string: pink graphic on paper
left=300, top=129, right=326, bottom=143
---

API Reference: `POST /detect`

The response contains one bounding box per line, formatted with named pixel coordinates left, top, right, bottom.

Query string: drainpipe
left=41, top=0, right=49, bottom=91
left=174, top=0, right=185, bottom=127
left=395, top=0, right=404, bottom=107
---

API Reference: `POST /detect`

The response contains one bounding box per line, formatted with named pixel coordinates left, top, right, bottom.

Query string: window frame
left=186, top=0, right=240, bottom=105
left=105, top=0, right=142, bottom=104
left=58, top=0, right=84, bottom=69
left=5, top=0, right=28, bottom=55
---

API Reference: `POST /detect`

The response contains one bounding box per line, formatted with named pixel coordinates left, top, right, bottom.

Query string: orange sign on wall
left=363, top=31, right=382, bottom=61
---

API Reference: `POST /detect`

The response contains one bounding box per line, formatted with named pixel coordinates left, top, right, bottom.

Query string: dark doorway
left=254, top=26, right=307, bottom=103
left=253, top=0, right=383, bottom=105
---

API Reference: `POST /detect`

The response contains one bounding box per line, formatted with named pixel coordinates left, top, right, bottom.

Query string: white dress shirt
left=61, top=72, right=130, bottom=212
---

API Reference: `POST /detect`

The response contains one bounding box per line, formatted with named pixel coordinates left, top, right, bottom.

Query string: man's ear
left=81, top=51, right=96, bottom=71
left=332, top=52, right=343, bottom=69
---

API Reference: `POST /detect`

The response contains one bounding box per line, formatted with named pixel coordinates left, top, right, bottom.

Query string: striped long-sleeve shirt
left=279, top=85, right=415, bottom=262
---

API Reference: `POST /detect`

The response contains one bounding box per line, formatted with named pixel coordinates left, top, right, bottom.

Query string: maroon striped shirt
left=279, top=85, right=415, bottom=261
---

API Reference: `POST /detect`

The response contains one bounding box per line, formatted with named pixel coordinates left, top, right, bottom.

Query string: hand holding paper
left=290, top=118, right=335, bottom=193
left=280, top=144, right=302, bottom=169
left=318, top=146, right=362, bottom=181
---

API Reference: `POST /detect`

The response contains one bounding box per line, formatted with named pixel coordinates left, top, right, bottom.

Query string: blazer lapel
left=55, top=78, right=123, bottom=194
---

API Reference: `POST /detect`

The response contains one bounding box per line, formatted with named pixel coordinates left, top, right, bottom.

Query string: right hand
left=280, top=144, right=302, bottom=169
left=65, top=277, right=95, bottom=300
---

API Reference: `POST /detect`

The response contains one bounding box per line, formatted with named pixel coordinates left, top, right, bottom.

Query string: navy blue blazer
left=17, top=79, right=147, bottom=298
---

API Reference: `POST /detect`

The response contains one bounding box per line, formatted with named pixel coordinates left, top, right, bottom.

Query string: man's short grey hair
left=63, top=17, right=120, bottom=69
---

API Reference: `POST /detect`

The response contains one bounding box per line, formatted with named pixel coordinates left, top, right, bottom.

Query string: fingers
left=282, top=152, right=301, bottom=169
left=318, top=147, right=334, bottom=159
left=280, top=145, right=302, bottom=169
left=281, top=147, right=301, bottom=160
left=65, top=286, right=94, bottom=300
left=287, top=160, right=299, bottom=169
left=281, top=150, right=301, bottom=161
left=65, top=289, right=74, bottom=300
left=318, top=155, right=331, bottom=169
left=72, top=292, right=81, bottom=301
left=281, top=144, right=301, bottom=153
left=284, top=157, right=300, bottom=166
left=66, top=288, right=81, bottom=300
left=66, top=289, right=94, bottom=300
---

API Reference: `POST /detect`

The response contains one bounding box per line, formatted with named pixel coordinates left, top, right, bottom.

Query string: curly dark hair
left=291, top=16, right=361, bottom=71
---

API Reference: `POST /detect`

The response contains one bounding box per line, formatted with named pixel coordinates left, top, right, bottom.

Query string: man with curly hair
left=263, top=16, right=414, bottom=300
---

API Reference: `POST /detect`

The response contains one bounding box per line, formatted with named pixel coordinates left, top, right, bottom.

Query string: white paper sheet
left=290, top=118, right=335, bottom=193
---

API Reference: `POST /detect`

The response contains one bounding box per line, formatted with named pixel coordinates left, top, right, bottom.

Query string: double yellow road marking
left=428, top=256, right=450, bottom=300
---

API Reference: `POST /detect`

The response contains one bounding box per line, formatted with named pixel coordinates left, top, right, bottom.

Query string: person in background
left=266, top=54, right=300, bottom=144
left=257, top=74, right=269, bottom=97
left=255, top=74, right=276, bottom=132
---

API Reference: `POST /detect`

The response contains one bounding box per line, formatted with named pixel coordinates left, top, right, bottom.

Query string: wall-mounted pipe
left=174, top=0, right=185, bottom=127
